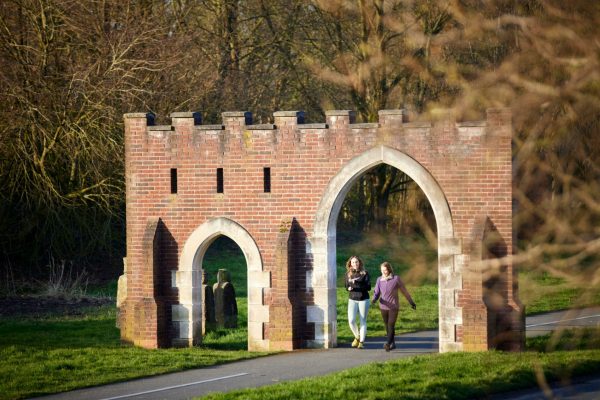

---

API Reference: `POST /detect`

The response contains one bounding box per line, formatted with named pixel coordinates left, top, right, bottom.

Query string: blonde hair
left=380, top=261, right=394, bottom=275
left=345, top=256, right=364, bottom=276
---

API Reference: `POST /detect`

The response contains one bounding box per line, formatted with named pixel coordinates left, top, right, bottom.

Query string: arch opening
left=334, top=163, right=439, bottom=346
left=311, top=145, right=461, bottom=352
left=174, top=217, right=269, bottom=350
left=201, top=236, right=247, bottom=349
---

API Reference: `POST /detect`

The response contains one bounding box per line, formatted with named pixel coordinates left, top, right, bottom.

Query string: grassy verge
left=200, top=328, right=600, bottom=400
left=519, top=270, right=600, bottom=314
left=0, top=300, right=270, bottom=400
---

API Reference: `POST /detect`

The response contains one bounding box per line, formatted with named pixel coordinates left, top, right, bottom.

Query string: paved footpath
left=35, top=307, right=600, bottom=400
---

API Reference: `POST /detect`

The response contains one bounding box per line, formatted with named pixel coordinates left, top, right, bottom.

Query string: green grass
left=519, top=270, right=600, bottom=315
left=2, top=233, right=599, bottom=399
left=0, top=236, right=256, bottom=399
left=527, top=327, right=600, bottom=353
left=200, top=329, right=600, bottom=400
left=0, top=299, right=269, bottom=400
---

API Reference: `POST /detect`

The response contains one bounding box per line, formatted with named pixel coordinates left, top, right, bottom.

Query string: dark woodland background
left=0, top=0, right=598, bottom=290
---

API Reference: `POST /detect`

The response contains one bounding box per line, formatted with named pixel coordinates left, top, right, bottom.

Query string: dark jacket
left=345, top=270, right=371, bottom=301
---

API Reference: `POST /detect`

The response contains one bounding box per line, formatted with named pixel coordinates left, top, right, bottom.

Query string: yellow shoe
left=351, top=338, right=360, bottom=348
left=357, top=342, right=364, bottom=349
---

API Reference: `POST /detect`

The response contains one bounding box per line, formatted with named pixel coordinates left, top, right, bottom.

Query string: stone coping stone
left=246, top=124, right=276, bottom=130
left=298, top=123, right=328, bottom=129
left=147, top=125, right=174, bottom=131
left=196, top=125, right=225, bottom=131
left=403, top=121, right=432, bottom=128
left=222, top=111, right=251, bottom=117
left=350, top=123, right=378, bottom=129
left=170, top=112, right=200, bottom=118
left=273, top=111, right=304, bottom=117
left=456, top=121, right=486, bottom=127
left=124, top=112, right=153, bottom=119
left=378, top=109, right=405, bottom=115
left=325, top=110, right=356, bottom=116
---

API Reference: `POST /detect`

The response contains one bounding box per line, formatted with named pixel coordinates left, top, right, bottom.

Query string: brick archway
left=120, top=108, right=524, bottom=352
left=310, top=145, right=460, bottom=351
left=175, top=217, right=269, bottom=350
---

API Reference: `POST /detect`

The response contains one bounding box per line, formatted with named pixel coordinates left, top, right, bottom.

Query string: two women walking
left=345, top=256, right=416, bottom=351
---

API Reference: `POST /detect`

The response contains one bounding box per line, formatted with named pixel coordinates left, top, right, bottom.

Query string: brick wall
left=119, top=108, right=524, bottom=352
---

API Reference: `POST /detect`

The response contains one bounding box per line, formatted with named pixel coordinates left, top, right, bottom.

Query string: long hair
left=345, top=255, right=364, bottom=276
left=380, top=261, right=394, bottom=276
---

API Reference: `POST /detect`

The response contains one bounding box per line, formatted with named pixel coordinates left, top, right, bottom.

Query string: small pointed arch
left=175, top=217, right=269, bottom=350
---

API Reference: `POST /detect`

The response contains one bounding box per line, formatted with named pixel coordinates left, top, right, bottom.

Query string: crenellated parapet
left=124, top=109, right=509, bottom=160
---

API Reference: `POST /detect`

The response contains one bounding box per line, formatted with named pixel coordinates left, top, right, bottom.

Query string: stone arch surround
left=175, top=217, right=269, bottom=350
left=311, top=146, right=460, bottom=352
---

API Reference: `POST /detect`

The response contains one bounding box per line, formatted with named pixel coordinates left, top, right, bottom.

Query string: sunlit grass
left=0, top=301, right=267, bottom=400
left=203, top=236, right=248, bottom=297
left=519, top=270, right=600, bottom=314
left=2, top=234, right=598, bottom=399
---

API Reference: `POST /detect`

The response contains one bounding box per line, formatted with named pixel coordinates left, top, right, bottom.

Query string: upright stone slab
left=213, top=269, right=238, bottom=329
left=116, top=257, right=128, bottom=328
left=202, top=270, right=216, bottom=334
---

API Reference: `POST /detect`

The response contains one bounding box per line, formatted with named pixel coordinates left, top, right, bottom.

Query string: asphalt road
left=34, top=307, right=600, bottom=400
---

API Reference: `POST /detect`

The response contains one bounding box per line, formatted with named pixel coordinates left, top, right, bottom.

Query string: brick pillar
left=325, top=110, right=355, bottom=126
left=133, top=218, right=166, bottom=348
left=222, top=111, right=252, bottom=127
left=378, top=109, right=406, bottom=125
left=486, top=108, right=525, bottom=351
left=121, top=113, right=154, bottom=345
left=268, top=219, right=295, bottom=351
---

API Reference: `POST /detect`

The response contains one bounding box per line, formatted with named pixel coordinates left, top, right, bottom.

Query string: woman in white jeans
left=345, top=255, right=371, bottom=349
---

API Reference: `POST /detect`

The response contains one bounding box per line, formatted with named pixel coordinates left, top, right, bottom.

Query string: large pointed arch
left=174, top=217, right=270, bottom=350
left=310, top=145, right=462, bottom=352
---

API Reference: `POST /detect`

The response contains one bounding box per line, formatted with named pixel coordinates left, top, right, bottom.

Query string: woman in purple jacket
left=372, top=261, right=416, bottom=351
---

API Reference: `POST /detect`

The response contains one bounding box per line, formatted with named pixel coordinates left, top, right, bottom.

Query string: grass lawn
left=0, top=237, right=264, bottom=399
left=0, top=300, right=272, bottom=400
left=519, top=270, right=600, bottom=315
left=200, top=328, right=600, bottom=400
left=1, top=234, right=598, bottom=399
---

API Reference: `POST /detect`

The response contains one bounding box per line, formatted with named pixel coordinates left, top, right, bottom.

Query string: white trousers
left=347, top=298, right=370, bottom=342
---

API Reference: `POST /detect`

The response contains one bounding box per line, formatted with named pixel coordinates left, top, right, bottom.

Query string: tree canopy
left=0, top=0, right=598, bottom=288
